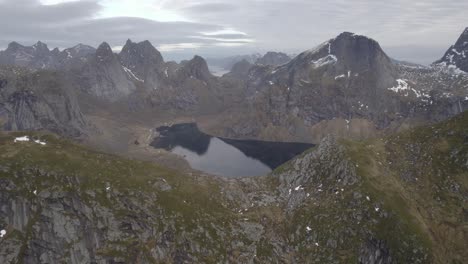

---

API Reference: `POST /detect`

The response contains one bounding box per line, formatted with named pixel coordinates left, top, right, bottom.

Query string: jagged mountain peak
left=6, top=41, right=24, bottom=51
left=72, top=43, right=95, bottom=51
left=462, top=27, right=468, bottom=35
left=60, top=43, right=95, bottom=62
left=183, top=55, right=212, bottom=80
left=51, top=47, right=60, bottom=55
left=434, top=27, right=468, bottom=73
left=454, top=27, right=468, bottom=47
left=95, top=42, right=114, bottom=61
left=256, top=51, right=291, bottom=66
left=119, top=39, right=164, bottom=68
left=191, top=55, right=206, bottom=64
left=96, top=42, right=112, bottom=53
left=228, top=59, right=253, bottom=78
left=33, top=41, right=48, bottom=49
left=291, top=31, right=393, bottom=77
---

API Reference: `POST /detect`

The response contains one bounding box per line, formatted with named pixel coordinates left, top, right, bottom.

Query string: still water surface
left=151, top=123, right=314, bottom=178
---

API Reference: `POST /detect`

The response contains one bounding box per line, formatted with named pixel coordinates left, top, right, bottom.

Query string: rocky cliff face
left=0, top=66, right=87, bottom=137
left=1, top=112, right=467, bottom=263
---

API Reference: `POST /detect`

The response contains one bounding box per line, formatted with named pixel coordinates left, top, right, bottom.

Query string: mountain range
left=0, top=27, right=467, bottom=263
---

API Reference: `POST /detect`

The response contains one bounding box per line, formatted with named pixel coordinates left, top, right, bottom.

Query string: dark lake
left=150, top=123, right=314, bottom=178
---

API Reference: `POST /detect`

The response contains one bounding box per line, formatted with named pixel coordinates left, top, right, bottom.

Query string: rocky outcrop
left=275, top=136, right=358, bottom=210
left=359, top=239, right=393, bottom=264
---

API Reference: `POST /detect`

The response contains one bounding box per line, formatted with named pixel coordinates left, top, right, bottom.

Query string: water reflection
left=151, top=123, right=314, bottom=178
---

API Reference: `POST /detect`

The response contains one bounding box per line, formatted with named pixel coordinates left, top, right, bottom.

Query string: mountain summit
left=290, top=32, right=396, bottom=83
left=434, top=27, right=468, bottom=72
left=119, top=39, right=164, bottom=76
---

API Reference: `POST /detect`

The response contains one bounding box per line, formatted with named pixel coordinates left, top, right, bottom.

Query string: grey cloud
left=181, top=2, right=236, bottom=13
left=173, top=0, right=468, bottom=64
left=0, top=0, right=101, bottom=24
left=0, top=0, right=467, bottom=64
left=0, top=0, right=225, bottom=53
left=201, top=34, right=248, bottom=39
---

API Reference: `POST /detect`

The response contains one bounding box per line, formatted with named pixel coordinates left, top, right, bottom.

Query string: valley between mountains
left=0, top=28, right=467, bottom=264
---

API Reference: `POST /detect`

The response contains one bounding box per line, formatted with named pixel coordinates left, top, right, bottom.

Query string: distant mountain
left=57, top=44, right=96, bottom=68
left=0, top=31, right=467, bottom=143
left=0, top=41, right=95, bottom=70
left=225, top=59, right=253, bottom=79
left=0, top=41, right=54, bottom=69
left=255, top=51, right=291, bottom=66
left=433, top=27, right=468, bottom=73
left=207, top=52, right=292, bottom=74
left=74, top=42, right=137, bottom=101
left=119, top=39, right=164, bottom=87
left=206, top=53, right=261, bottom=71
left=210, top=31, right=468, bottom=142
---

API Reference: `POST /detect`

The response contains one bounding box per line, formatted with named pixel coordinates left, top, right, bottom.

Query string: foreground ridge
left=1, top=111, right=467, bottom=263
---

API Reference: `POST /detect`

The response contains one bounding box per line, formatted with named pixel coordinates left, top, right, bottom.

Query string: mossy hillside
left=343, top=139, right=432, bottom=263
left=268, top=112, right=468, bottom=263
left=0, top=132, right=238, bottom=262
left=1, top=132, right=228, bottom=212
left=341, top=111, right=468, bottom=263
left=277, top=145, right=428, bottom=263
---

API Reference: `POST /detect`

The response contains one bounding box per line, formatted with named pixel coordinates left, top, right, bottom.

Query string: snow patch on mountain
left=311, top=55, right=337, bottom=68
left=122, top=66, right=144, bottom=82
left=335, top=74, right=346, bottom=80
left=388, top=79, right=430, bottom=100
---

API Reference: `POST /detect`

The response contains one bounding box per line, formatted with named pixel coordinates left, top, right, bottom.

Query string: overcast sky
left=0, top=0, right=467, bottom=64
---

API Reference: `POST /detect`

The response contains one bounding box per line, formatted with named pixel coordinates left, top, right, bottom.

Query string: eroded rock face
left=359, top=239, right=393, bottom=264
